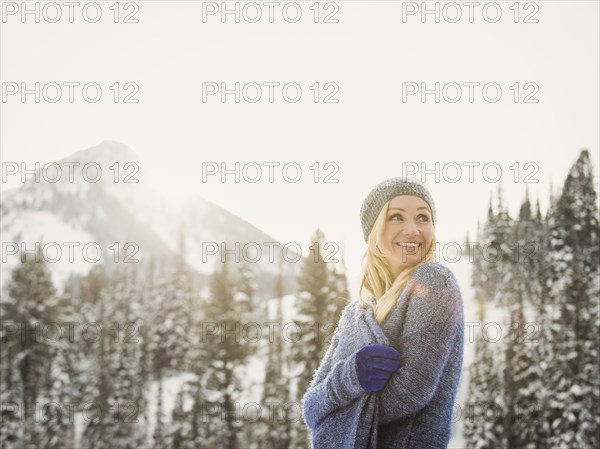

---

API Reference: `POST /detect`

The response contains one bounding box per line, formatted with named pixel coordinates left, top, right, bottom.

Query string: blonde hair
left=358, top=198, right=437, bottom=324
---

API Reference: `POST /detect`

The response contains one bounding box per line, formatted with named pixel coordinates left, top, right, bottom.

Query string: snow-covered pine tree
left=292, top=229, right=332, bottom=394
left=463, top=333, right=505, bottom=448
left=261, top=258, right=292, bottom=449
left=108, top=264, right=147, bottom=449
left=234, top=256, right=257, bottom=325
left=182, top=288, right=208, bottom=448
left=488, top=183, right=515, bottom=307
left=152, top=375, right=166, bottom=448
left=555, top=150, right=599, bottom=279
left=544, top=235, right=587, bottom=447
left=230, top=255, right=261, bottom=447
left=468, top=220, right=486, bottom=322
left=38, top=326, right=74, bottom=449
left=166, top=386, right=194, bottom=449
left=291, top=228, right=349, bottom=448
left=81, top=263, right=146, bottom=449
left=200, top=253, right=253, bottom=449
left=476, top=197, right=501, bottom=309
left=541, top=149, right=599, bottom=448
left=145, top=227, right=196, bottom=446
left=2, top=247, right=59, bottom=449
left=568, top=234, right=599, bottom=448
left=0, top=345, right=22, bottom=449
left=155, top=224, right=194, bottom=375
left=185, top=374, right=206, bottom=449
left=147, top=260, right=194, bottom=444
left=82, top=267, right=116, bottom=449
left=534, top=189, right=558, bottom=445
left=135, top=258, right=156, bottom=448
left=76, top=265, right=109, bottom=448
left=502, top=190, right=545, bottom=447
left=463, top=201, right=506, bottom=448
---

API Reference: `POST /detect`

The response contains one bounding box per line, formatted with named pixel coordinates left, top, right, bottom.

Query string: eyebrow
left=389, top=207, right=430, bottom=212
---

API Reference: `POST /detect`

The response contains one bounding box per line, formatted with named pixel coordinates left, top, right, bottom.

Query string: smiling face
left=380, top=195, right=435, bottom=276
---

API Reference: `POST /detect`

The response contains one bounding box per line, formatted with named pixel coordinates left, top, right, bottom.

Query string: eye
left=417, top=214, right=430, bottom=222
left=388, top=213, right=403, bottom=221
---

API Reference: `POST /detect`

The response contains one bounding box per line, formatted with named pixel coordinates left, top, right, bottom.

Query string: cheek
left=425, top=230, right=434, bottom=244
left=383, top=225, right=396, bottom=236
left=383, top=228, right=399, bottom=246
left=421, top=226, right=434, bottom=239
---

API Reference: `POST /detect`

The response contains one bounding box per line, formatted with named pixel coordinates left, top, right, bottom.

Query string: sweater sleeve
left=377, top=266, right=464, bottom=425
left=301, top=304, right=365, bottom=430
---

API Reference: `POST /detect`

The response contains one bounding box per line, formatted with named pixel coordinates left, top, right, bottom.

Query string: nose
left=403, top=220, right=419, bottom=236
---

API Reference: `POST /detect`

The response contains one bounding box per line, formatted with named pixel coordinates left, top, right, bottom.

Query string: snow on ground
left=1, top=210, right=101, bottom=293
left=146, top=372, right=198, bottom=438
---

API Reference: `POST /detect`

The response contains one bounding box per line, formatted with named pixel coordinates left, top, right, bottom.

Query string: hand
left=355, top=343, right=401, bottom=392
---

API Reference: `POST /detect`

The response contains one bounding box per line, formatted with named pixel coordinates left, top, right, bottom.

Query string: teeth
left=397, top=242, right=420, bottom=247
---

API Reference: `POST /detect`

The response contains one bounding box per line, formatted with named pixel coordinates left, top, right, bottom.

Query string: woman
left=301, top=177, right=464, bottom=449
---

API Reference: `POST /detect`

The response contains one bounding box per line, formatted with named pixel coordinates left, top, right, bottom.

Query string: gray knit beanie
left=360, top=176, right=436, bottom=243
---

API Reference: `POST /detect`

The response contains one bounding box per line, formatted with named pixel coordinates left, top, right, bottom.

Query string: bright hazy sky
left=2, top=1, right=599, bottom=284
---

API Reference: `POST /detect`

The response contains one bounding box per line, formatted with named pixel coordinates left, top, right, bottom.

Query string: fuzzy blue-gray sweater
left=301, top=262, right=465, bottom=449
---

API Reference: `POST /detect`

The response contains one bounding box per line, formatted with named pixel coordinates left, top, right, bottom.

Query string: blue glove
left=355, top=343, right=401, bottom=392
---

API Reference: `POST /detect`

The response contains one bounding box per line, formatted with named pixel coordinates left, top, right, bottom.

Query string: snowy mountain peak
left=1, top=141, right=300, bottom=296
left=65, top=140, right=140, bottom=166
